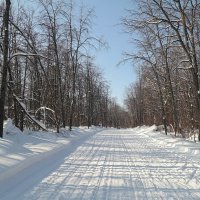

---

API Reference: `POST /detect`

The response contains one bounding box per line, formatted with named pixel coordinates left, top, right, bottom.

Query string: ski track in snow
left=0, top=129, right=200, bottom=200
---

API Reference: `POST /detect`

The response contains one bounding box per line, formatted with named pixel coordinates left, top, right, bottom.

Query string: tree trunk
left=152, top=66, right=168, bottom=135
left=69, top=73, right=76, bottom=131
left=0, top=0, right=11, bottom=138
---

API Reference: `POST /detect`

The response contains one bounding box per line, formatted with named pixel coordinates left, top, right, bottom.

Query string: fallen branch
left=7, top=84, right=48, bottom=132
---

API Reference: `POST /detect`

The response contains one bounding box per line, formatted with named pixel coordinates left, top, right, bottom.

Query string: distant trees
left=123, top=0, right=200, bottom=140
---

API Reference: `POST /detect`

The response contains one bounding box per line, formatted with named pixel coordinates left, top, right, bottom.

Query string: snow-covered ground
left=0, top=119, right=99, bottom=183
left=0, top=123, right=200, bottom=199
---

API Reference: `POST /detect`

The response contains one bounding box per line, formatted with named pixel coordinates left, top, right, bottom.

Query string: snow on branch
left=174, top=60, right=191, bottom=70
left=177, top=65, right=193, bottom=70
left=178, top=60, right=190, bottom=64
left=146, top=18, right=163, bottom=24
left=15, top=97, right=48, bottom=131
left=35, top=106, right=55, bottom=114
left=9, top=52, right=48, bottom=62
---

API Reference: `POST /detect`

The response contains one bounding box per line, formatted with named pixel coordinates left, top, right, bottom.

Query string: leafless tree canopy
left=122, top=0, right=200, bottom=140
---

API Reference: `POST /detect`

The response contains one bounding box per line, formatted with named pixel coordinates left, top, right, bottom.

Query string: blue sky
left=83, top=0, right=137, bottom=105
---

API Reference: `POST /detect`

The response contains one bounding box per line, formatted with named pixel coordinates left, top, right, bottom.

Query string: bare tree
left=122, top=0, right=200, bottom=139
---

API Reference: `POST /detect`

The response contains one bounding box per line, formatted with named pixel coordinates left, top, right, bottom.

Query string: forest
left=123, top=0, right=200, bottom=141
left=0, top=0, right=130, bottom=138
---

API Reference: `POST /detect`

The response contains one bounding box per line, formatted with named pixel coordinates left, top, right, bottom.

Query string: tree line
left=123, top=0, right=200, bottom=141
left=0, top=0, right=130, bottom=138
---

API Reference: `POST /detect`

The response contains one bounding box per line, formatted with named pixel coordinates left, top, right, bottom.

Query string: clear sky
left=83, top=0, right=137, bottom=106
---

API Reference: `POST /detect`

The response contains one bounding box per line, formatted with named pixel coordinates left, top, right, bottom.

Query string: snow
left=0, top=123, right=200, bottom=199
left=0, top=120, right=100, bottom=183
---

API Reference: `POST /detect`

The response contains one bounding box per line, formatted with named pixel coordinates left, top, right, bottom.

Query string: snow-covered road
left=1, top=128, right=200, bottom=200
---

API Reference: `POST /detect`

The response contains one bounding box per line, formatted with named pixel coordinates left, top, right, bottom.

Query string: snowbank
left=0, top=120, right=103, bottom=183
left=133, top=125, right=200, bottom=156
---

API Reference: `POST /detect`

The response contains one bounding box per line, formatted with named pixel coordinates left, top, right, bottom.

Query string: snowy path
left=0, top=128, right=200, bottom=200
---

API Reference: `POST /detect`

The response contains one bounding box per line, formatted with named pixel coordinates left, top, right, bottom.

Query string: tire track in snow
left=90, top=133, right=114, bottom=200
left=62, top=136, right=104, bottom=199
left=121, top=131, right=199, bottom=200
left=79, top=135, right=110, bottom=200
left=22, top=133, right=104, bottom=200
left=120, top=134, right=149, bottom=200
left=38, top=133, right=107, bottom=200
left=70, top=134, right=109, bottom=200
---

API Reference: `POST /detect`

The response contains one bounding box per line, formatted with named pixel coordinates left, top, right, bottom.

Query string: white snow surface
left=0, top=123, right=200, bottom=199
